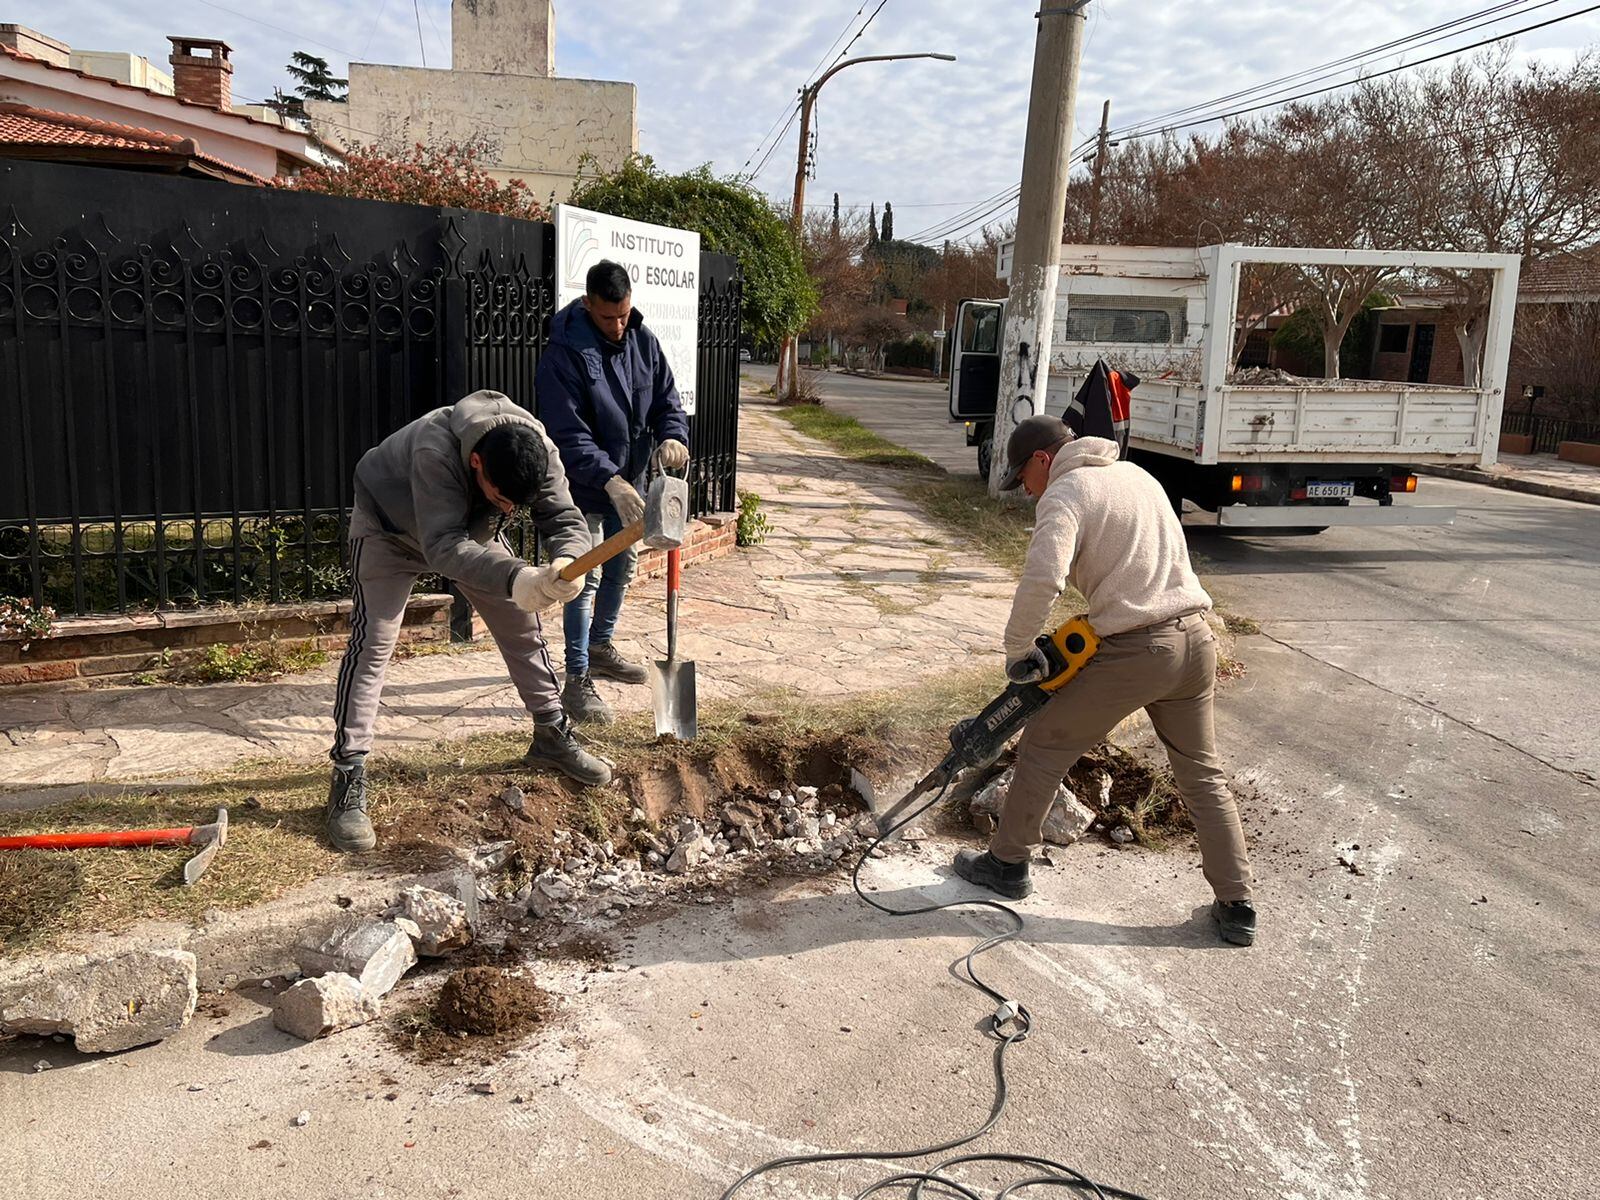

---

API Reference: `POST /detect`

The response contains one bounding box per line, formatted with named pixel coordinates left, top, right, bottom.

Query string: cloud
left=16, top=0, right=1600, bottom=238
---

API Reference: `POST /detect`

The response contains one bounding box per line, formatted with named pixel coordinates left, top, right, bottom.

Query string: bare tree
left=801, top=209, right=875, bottom=364
left=1356, top=52, right=1600, bottom=382
left=1516, top=299, right=1600, bottom=422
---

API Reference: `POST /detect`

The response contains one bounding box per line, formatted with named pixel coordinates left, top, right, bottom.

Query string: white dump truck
left=948, top=243, right=1522, bottom=526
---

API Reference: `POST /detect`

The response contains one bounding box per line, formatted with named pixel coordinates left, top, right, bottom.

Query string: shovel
left=651, top=544, right=698, bottom=740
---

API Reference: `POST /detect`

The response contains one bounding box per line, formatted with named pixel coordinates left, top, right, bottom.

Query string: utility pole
left=776, top=51, right=956, bottom=402
left=1087, top=99, right=1111, bottom=244
left=989, top=2, right=1089, bottom=497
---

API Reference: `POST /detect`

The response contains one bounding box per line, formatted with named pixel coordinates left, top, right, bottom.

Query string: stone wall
left=305, top=65, right=635, bottom=206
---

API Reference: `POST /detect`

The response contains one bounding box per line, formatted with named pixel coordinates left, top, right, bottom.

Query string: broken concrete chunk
left=1, top=948, right=198, bottom=1054
left=1109, top=825, right=1135, bottom=845
left=535, top=871, right=575, bottom=902
left=397, top=886, right=473, bottom=956
left=665, top=837, right=709, bottom=875
left=272, top=973, right=381, bottom=1041
left=295, top=922, right=417, bottom=999
left=971, top=768, right=1095, bottom=847
left=468, top=839, right=517, bottom=874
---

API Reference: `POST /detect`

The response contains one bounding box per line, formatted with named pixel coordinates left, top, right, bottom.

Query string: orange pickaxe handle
left=0, top=826, right=201, bottom=851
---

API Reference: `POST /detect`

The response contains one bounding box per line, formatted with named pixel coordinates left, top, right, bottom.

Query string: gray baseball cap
left=997, top=415, right=1074, bottom=491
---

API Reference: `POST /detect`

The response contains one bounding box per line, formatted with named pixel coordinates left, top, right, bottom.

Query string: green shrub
left=736, top=491, right=771, bottom=547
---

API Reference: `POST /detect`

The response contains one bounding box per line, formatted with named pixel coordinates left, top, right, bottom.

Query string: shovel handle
left=560, top=518, right=645, bottom=581
left=666, top=547, right=681, bottom=661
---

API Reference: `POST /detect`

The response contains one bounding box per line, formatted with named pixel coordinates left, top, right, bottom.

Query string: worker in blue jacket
left=535, top=259, right=691, bottom=724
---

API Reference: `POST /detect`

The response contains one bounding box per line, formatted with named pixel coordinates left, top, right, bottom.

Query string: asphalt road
left=5, top=369, right=1596, bottom=1200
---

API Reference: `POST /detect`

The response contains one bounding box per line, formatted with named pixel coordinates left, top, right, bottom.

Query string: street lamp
left=778, top=51, right=957, bottom=401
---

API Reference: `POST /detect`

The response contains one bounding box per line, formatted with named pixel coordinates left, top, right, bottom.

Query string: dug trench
left=0, top=684, right=1190, bottom=1068
left=362, top=722, right=1185, bottom=1066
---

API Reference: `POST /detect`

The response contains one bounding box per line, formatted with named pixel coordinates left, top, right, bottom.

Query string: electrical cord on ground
left=717, top=776, right=1155, bottom=1200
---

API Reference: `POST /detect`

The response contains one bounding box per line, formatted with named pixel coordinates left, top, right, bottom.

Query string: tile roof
left=1520, top=246, right=1600, bottom=298
left=0, top=41, right=321, bottom=152
left=0, top=101, right=268, bottom=184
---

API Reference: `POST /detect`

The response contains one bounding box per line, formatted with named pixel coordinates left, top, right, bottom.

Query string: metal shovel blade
left=650, top=658, right=697, bottom=741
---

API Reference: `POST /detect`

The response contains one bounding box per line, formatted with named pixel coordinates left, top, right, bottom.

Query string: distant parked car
left=738, top=348, right=752, bottom=362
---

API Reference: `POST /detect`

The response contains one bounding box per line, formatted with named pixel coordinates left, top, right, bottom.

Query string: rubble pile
left=516, top=782, right=878, bottom=925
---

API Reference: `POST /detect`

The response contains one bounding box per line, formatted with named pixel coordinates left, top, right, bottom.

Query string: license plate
left=1307, top=481, right=1354, bottom=498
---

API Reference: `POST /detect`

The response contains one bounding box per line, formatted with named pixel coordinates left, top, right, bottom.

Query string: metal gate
left=0, top=160, right=742, bottom=615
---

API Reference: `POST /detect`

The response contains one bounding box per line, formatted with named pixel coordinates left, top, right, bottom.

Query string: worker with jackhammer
left=953, top=414, right=1257, bottom=946
left=324, top=391, right=612, bottom=853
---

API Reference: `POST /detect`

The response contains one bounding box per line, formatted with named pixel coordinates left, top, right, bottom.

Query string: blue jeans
left=563, top=509, right=637, bottom=676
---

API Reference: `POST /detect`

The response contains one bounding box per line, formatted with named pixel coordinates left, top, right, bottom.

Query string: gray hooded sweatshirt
left=348, top=390, right=591, bottom=596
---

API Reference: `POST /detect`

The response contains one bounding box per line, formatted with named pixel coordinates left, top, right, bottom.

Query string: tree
left=846, top=306, right=911, bottom=373
left=571, top=154, right=815, bottom=346
left=868, top=203, right=878, bottom=244
left=832, top=192, right=840, bottom=237
left=285, top=51, right=347, bottom=102
left=1355, top=52, right=1600, bottom=383
left=1516, top=300, right=1600, bottom=422
left=881, top=201, right=894, bottom=242
left=801, top=209, right=875, bottom=363
left=281, top=137, right=545, bottom=220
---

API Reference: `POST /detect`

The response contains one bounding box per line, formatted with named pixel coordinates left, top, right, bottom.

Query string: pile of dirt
left=436, top=966, right=550, bottom=1037
left=1070, top=745, right=1194, bottom=843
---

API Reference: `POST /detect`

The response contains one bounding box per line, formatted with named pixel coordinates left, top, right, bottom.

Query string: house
left=302, top=0, right=635, bottom=206
left=1369, top=247, right=1600, bottom=400
left=0, top=25, right=335, bottom=184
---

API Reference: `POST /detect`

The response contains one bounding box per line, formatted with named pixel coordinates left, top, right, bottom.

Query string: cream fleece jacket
left=1003, top=436, right=1212, bottom=658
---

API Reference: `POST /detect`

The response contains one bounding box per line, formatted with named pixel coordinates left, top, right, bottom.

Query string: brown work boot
left=588, top=640, right=649, bottom=685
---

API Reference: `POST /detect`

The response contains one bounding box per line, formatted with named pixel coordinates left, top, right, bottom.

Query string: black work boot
left=953, top=849, right=1034, bottom=900
left=325, top=759, right=376, bottom=852
left=562, top=672, right=614, bottom=725
left=525, top=715, right=613, bottom=787
left=588, top=639, right=649, bottom=685
left=1213, top=899, right=1257, bottom=946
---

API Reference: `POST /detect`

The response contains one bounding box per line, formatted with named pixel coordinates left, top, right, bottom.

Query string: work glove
left=605, top=475, right=646, bottom=525
left=511, top=560, right=585, bottom=613
left=657, top=439, right=690, bottom=471
left=1005, top=645, right=1051, bottom=685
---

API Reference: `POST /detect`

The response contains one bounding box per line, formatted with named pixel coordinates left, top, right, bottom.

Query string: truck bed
left=1047, top=372, right=1492, bottom=465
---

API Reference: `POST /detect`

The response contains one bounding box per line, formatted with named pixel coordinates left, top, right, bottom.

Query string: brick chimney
left=167, top=37, right=233, bottom=110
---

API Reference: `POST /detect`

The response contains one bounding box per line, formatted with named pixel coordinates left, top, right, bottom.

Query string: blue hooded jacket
left=536, top=298, right=691, bottom=515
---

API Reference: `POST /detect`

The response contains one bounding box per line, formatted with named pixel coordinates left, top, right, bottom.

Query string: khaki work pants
left=991, top=611, right=1254, bottom=902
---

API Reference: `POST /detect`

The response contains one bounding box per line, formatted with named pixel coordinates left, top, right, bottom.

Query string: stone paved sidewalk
left=1419, top=451, right=1600, bottom=505
left=0, top=400, right=1015, bottom=804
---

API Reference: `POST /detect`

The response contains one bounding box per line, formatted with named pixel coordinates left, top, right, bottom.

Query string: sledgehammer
left=556, top=470, right=688, bottom=580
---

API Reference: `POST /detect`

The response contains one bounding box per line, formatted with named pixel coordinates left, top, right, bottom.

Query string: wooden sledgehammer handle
left=558, top=518, right=646, bottom=581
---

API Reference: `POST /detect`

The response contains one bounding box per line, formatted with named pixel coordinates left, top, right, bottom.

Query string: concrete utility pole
left=777, top=51, right=956, bottom=402
left=989, top=2, right=1089, bottom=497
left=1087, top=99, right=1111, bottom=244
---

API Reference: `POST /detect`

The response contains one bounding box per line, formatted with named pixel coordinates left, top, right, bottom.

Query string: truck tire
left=977, top=436, right=993, bottom=483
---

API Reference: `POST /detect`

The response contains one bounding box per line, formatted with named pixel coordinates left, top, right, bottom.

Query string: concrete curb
left=1415, top=464, right=1600, bottom=506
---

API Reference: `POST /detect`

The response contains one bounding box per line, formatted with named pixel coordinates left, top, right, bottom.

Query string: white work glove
left=511, top=561, right=584, bottom=613
left=657, top=439, right=690, bottom=471
left=605, top=475, right=646, bottom=525
left=1005, top=645, right=1051, bottom=684
left=543, top=557, right=585, bottom=604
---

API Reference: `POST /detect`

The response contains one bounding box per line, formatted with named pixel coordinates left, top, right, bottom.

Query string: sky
left=11, top=0, right=1600, bottom=243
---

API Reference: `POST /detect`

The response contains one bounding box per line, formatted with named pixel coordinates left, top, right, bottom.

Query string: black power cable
left=717, top=775, right=1156, bottom=1200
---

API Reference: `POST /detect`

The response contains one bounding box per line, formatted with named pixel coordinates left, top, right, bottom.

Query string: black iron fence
left=0, top=160, right=741, bottom=616
left=1501, top=410, right=1600, bottom=455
